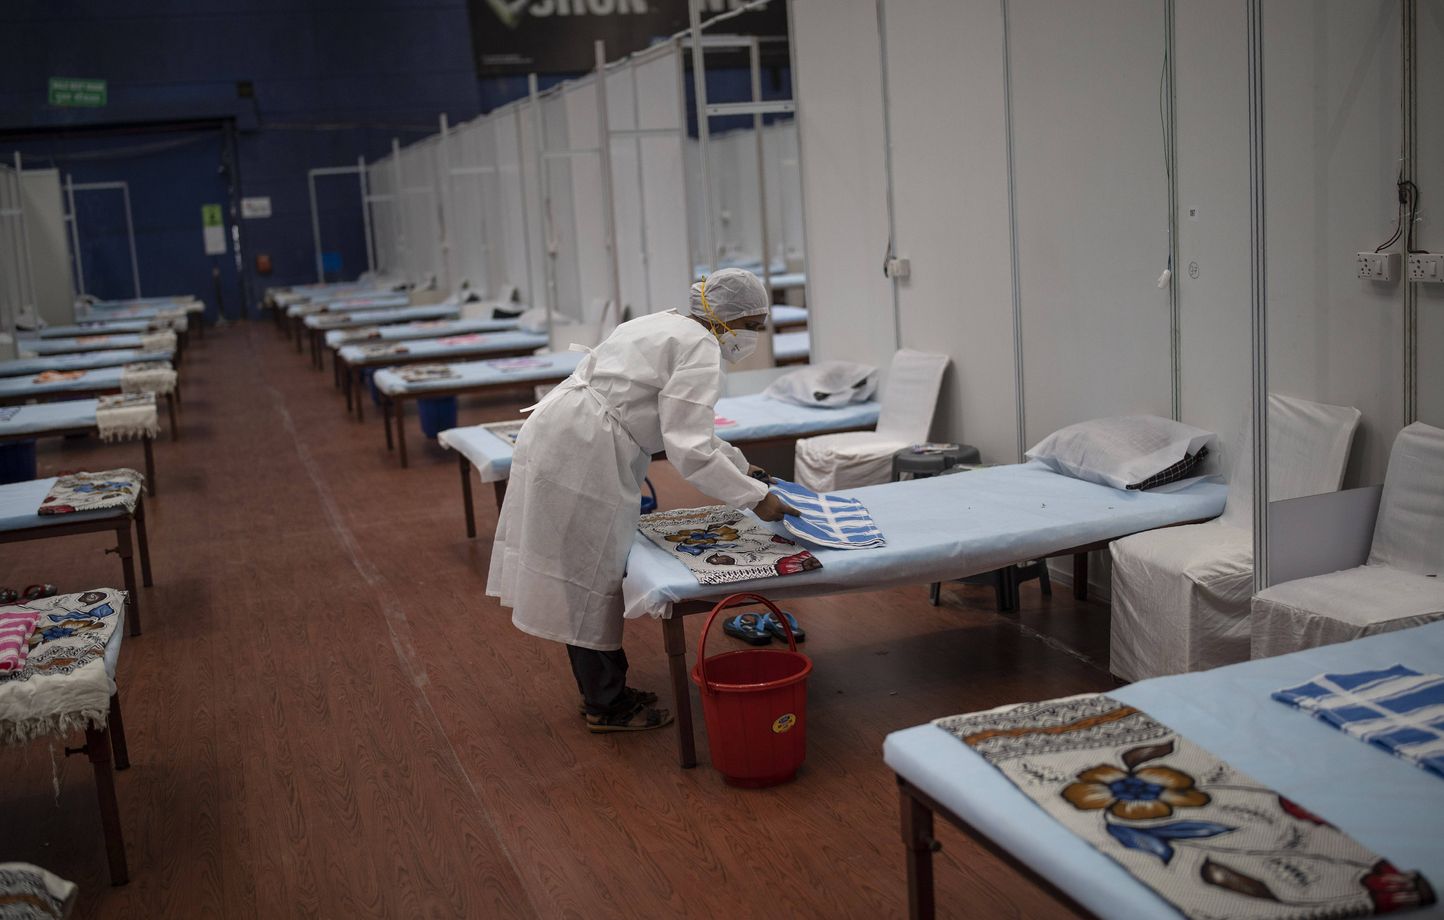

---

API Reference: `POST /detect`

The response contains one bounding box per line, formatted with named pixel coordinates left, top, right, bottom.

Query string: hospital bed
left=372, top=352, right=586, bottom=468
left=32, top=320, right=153, bottom=337
left=336, top=331, right=548, bottom=418
left=0, top=590, right=135, bottom=885
left=303, top=304, right=464, bottom=370
left=886, top=620, right=1444, bottom=919
left=21, top=334, right=149, bottom=356
left=0, top=401, right=158, bottom=492
left=0, top=483, right=153, bottom=635
left=322, top=316, right=521, bottom=351
left=774, top=330, right=810, bottom=365
left=771, top=305, right=809, bottom=332
left=618, top=462, right=1227, bottom=767
left=285, top=293, right=412, bottom=351
left=441, top=392, right=882, bottom=537
left=0, top=349, right=171, bottom=378
left=0, top=365, right=180, bottom=440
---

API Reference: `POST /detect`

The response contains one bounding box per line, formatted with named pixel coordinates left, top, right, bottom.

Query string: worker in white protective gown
left=487, top=268, right=799, bottom=733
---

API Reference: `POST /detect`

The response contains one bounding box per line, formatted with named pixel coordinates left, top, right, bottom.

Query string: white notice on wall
left=203, top=225, right=226, bottom=255
left=240, top=196, right=272, bottom=219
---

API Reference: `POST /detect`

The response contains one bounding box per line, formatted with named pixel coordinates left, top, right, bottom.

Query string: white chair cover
left=1109, top=394, right=1361, bottom=681
left=793, top=350, right=950, bottom=491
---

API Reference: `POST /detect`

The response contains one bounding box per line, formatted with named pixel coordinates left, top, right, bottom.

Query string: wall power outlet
left=1407, top=252, right=1443, bottom=283
left=1356, top=251, right=1400, bottom=281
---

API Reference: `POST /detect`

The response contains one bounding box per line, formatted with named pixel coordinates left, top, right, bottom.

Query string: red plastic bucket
left=691, top=593, right=813, bottom=788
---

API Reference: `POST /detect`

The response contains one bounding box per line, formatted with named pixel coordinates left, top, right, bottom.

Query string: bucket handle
left=695, top=593, right=800, bottom=692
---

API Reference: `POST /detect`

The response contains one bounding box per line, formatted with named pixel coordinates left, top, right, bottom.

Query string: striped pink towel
left=0, top=610, right=42, bottom=672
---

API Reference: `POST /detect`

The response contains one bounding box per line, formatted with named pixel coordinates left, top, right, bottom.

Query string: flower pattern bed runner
left=396, top=364, right=458, bottom=383
left=638, top=506, right=822, bottom=586
left=37, top=469, right=143, bottom=516
left=0, top=590, right=123, bottom=745
left=935, top=693, right=1434, bottom=918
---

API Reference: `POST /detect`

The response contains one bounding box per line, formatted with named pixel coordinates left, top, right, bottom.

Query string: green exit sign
left=49, top=77, right=107, bottom=107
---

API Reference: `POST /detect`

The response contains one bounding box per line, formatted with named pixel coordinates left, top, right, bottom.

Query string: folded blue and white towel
left=767, top=479, right=886, bottom=550
left=1274, top=664, right=1444, bottom=779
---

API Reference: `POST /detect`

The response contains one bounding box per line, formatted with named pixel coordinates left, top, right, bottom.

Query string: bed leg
left=928, top=582, right=941, bottom=606
left=460, top=456, right=476, bottom=539
left=141, top=436, right=156, bottom=497
left=1038, top=560, right=1053, bottom=597
left=108, top=692, right=131, bottom=770
left=355, top=367, right=366, bottom=422
left=1072, top=553, right=1088, bottom=601
left=493, top=481, right=507, bottom=507
left=114, top=523, right=141, bottom=637
left=166, top=392, right=179, bottom=441
left=901, top=782, right=938, bottom=920
left=133, top=497, right=154, bottom=587
left=342, top=360, right=353, bottom=413
left=84, top=723, right=129, bottom=886
left=663, top=616, right=697, bottom=768
left=382, top=399, right=393, bottom=450
left=396, top=400, right=409, bottom=469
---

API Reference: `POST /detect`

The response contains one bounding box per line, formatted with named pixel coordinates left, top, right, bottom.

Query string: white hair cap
left=689, top=268, right=769, bottom=323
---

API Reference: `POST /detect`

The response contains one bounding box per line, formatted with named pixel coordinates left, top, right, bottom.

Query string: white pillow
left=763, top=361, right=878, bottom=409
left=1025, top=415, right=1216, bottom=491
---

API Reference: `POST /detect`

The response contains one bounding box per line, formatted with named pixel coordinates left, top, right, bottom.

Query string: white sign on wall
left=240, top=196, right=272, bottom=219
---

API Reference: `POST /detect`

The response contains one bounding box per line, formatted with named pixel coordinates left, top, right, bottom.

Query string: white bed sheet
left=622, top=461, right=1226, bottom=620
left=373, top=351, right=585, bottom=397
left=772, top=305, right=809, bottom=329
left=775, top=330, right=810, bottom=362
left=337, top=331, right=547, bottom=366
left=0, top=350, right=168, bottom=379
left=885, top=621, right=1444, bottom=920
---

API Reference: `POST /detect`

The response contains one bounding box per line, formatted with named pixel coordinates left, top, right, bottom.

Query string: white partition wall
left=19, top=169, right=74, bottom=327
left=791, top=0, right=896, bottom=369
left=0, top=163, right=30, bottom=334
left=367, top=157, right=402, bottom=280
left=442, top=116, right=496, bottom=295
left=397, top=138, right=445, bottom=288
left=879, top=0, right=1017, bottom=462
left=491, top=102, right=540, bottom=305
left=1414, top=0, right=1443, bottom=429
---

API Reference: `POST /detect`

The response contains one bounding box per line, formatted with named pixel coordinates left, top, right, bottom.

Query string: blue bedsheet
left=304, top=304, right=460, bottom=331
left=287, top=293, right=410, bottom=317
left=0, top=366, right=123, bottom=400
left=0, top=399, right=98, bottom=437
left=25, top=335, right=145, bottom=356
left=885, top=622, right=1444, bottom=919
left=338, top=330, right=547, bottom=365
left=0, top=350, right=168, bottom=379
left=324, top=317, right=520, bottom=348
left=373, top=351, right=584, bottom=397
left=621, top=461, right=1226, bottom=619
left=440, top=393, right=882, bottom=485
left=34, top=321, right=151, bottom=337
left=0, top=476, right=122, bottom=532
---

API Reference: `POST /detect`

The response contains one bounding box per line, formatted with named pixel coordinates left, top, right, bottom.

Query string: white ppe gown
left=487, top=311, right=770, bottom=651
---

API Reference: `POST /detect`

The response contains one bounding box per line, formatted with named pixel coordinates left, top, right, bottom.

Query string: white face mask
left=720, top=328, right=759, bottom=363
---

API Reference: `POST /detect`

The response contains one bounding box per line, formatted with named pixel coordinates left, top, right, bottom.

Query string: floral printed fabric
left=37, top=469, right=143, bottom=516
left=0, top=590, right=122, bottom=746
left=481, top=419, right=526, bottom=445
left=0, top=862, right=79, bottom=920
left=934, top=694, right=1434, bottom=918
left=638, top=506, right=822, bottom=587
left=396, top=363, right=457, bottom=383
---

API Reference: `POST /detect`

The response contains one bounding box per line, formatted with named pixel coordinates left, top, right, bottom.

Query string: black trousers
left=567, top=645, right=629, bottom=716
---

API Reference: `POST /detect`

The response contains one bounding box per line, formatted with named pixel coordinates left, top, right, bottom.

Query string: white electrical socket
left=1357, top=251, right=1400, bottom=281
left=1407, top=252, right=1444, bottom=283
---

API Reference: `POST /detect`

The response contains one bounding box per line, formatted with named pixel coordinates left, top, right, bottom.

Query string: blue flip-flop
left=760, top=611, right=806, bottom=643
left=722, top=612, right=772, bottom=646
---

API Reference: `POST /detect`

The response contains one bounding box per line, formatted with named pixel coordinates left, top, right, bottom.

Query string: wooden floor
left=2, top=322, right=1121, bottom=919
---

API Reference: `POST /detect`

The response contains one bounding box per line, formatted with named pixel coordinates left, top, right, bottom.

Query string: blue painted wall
left=0, top=0, right=486, bottom=317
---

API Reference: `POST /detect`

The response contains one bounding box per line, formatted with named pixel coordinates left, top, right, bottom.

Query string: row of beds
left=1, top=295, right=205, bottom=886
left=270, top=281, right=1443, bottom=918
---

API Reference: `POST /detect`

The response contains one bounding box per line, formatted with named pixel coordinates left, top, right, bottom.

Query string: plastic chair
left=793, top=350, right=951, bottom=491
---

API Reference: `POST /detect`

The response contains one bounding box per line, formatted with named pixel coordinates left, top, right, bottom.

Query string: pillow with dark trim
left=1026, top=415, right=1216, bottom=491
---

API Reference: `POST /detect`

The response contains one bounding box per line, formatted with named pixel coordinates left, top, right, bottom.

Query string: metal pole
left=749, top=38, right=772, bottom=307
left=359, top=156, right=376, bottom=276
left=1001, top=0, right=1027, bottom=461
left=1165, top=0, right=1181, bottom=420
left=513, top=107, right=536, bottom=305
left=438, top=113, right=455, bottom=291
left=13, top=153, right=38, bottom=324
left=1246, top=0, right=1269, bottom=592
left=594, top=41, right=624, bottom=320
left=308, top=169, right=325, bottom=282
left=120, top=182, right=141, bottom=298
left=629, top=62, right=654, bottom=313
left=391, top=138, right=409, bottom=284
left=688, top=0, right=716, bottom=273
left=65, top=174, right=86, bottom=298
left=528, top=73, right=555, bottom=326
